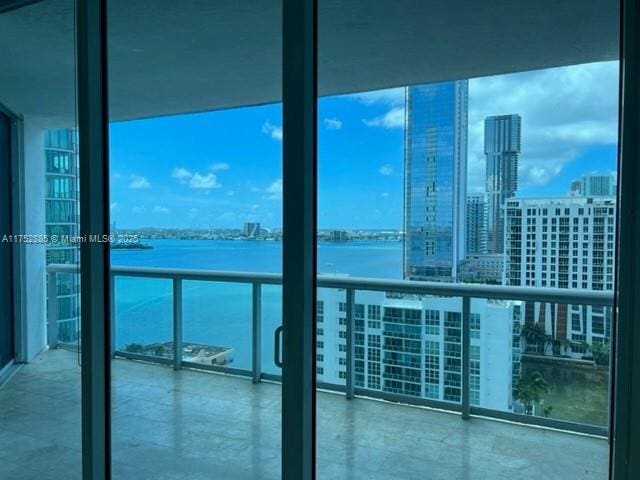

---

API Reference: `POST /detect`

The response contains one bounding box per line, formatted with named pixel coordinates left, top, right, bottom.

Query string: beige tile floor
left=0, top=349, right=608, bottom=479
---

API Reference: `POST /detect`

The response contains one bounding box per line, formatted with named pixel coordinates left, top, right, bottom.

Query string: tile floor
left=0, top=349, right=608, bottom=479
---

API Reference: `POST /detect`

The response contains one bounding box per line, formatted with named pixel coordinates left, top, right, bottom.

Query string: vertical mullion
left=110, top=274, right=115, bottom=359
left=612, top=0, right=640, bottom=478
left=172, top=278, right=183, bottom=370
left=346, top=288, right=355, bottom=399
left=461, top=296, right=471, bottom=419
left=77, top=1, right=111, bottom=479
left=252, top=282, right=262, bottom=383
left=282, top=0, right=317, bottom=478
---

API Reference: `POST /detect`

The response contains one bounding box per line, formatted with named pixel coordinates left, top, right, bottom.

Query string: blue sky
left=109, top=61, right=619, bottom=230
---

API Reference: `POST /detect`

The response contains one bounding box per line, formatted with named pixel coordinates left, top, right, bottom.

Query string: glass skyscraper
left=45, top=129, right=80, bottom=343
left=403, top=81, right=468, bottom=281
left=485, top=114, right=521, bottom=254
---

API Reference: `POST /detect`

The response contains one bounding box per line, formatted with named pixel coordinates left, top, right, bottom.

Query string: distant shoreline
left=114, top=236, right=403, bottom=243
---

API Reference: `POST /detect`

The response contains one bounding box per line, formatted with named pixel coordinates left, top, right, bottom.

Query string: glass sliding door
left=107, top=2, right=284, bottom=478
left=0, top=1, right=81, bottom=479
left=0, top=109, right=13, bottom=373
left=316, top=1, right=618, bottom=479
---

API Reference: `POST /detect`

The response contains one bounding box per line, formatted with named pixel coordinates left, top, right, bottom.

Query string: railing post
left=346, top=288, right=355, bottom=399
left=252, top=282, right=262, bottom=383
left=461, top=296, right=471, bottom=419
left=172, top=278, right=182, bottom=370
left=46, top=270, right=59, bottom=349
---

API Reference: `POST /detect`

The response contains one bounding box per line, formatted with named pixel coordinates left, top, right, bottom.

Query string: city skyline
left=109, top=61, right=619, bottom=230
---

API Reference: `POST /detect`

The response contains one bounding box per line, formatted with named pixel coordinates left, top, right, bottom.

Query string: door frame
left=72, top=0, right=640, bottom=479
left=0, top=101, right=26, bottom=375
left=282, top=0, right=318, bottom=479
left=76, top=1, right=319, bottom=479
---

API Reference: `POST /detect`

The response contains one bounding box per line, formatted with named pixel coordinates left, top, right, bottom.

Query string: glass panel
left=262, top=284, right=282, bottom=376
left=316, top=288, right=347, bottom=387
left=182, top=281, right=251, bottom=370
left=114, top=277, right=173, bottom=359
left=0, top=1, right=81, bottom=478
left=0, top=110, right=12, bottom=371
left=108, top=2, right=283, bottom=478
left=318, top=1, right=618, bottom=478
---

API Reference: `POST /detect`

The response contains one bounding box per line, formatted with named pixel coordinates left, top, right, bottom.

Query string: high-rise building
left=485, top=114, right=521, bottom=254
left=404, top=81, right=468, bottom=281
left=316, top=289, right=521, bottom=411
left=243, top=222, right=261, bottom=238
left=466, top=194, right=488, bottom=255
left=45, top=129, right=80, bottom=344
left=458, top=253, right=504, bottom=284
left=504, top=196, right=615, bottom=357
left=571, top=174, right=616, bottom=196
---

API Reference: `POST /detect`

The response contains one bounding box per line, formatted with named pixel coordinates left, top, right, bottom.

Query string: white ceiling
left=0, top=0, right=620, bottom=125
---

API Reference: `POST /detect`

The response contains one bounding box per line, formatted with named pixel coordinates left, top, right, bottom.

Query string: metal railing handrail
left=45, top=262, right=612, bottom=437
left=46, top=263, right=613, bottom=306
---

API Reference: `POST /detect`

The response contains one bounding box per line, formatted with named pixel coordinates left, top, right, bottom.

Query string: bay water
left=112, top=239, right=402, bottom=372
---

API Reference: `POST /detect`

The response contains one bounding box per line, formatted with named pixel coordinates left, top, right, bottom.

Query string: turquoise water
left=112, top=239, right=402, bottom=371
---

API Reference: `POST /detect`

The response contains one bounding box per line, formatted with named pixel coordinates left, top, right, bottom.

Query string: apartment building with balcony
left=504, top=196, right=615, bottom=356
left=317, top=289, right=521, bottom=411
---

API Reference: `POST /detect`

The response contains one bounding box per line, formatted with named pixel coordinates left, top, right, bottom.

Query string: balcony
left=1, top=348, right=607, bottom=480
left=1, top=263, right=608, bottom=478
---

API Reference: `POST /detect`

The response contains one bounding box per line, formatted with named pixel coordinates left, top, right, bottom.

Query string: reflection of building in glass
left=485, top=114, right=521, bottom=254
left=466, top=194, right=488, bottom=255
left=316, top=289, right=521, bottom=411
left=504, top=196, right=615, bottom=357
left=45, top=129, right=79, bottom=343
left=404, top=81, right=468, bottom=282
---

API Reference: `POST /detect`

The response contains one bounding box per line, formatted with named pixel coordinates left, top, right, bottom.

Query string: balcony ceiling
left=0, top=0, right=619, bottom=124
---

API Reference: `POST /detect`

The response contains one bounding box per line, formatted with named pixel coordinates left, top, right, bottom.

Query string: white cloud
left=128, top=175, right=150, bottom=189
left=171, top=167, right=192, bottom=183
left=467, top=61, right=619, bottom=190
left=324, top=117, right=342, bottom=130
left=152, top=205, right=170, bottom=214
left=109, top=202, right=119, bottom=212
left=362, top=107, right=405, bottom=129
left=379, top=164, right=394, bottom=176
left=210, top=162, right=230, bottom=172
left=111, top=172, right=122, bottom=180
left=132, top=206, right=146, bottom=214
left=172, top=167, right=221, bottom=189
left=262, top=121, right=283, bottom=141
left=381, top=192, right=390, bottom=198
left=265, top=178, right=283, bottom=200
left=189, top=172, right=221, bottom=189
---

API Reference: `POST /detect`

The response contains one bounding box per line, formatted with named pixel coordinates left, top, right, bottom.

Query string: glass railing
left=45, top=264, right=612, bottom=436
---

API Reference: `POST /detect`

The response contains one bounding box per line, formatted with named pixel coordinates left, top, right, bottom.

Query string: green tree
left=514, top=370, right=549, bottom=416
left=520, top=323, right=551, bottom=354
